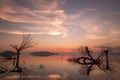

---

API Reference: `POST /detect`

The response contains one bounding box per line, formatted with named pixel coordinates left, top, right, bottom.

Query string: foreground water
left=0, top=53, right=120, bottom=80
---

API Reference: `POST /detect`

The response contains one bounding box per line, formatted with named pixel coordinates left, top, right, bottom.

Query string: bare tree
left=10, top=34, right=36, bottom=70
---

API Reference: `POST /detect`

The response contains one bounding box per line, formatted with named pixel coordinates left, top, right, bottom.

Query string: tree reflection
left=0, top=56, right=23, bottom=80
left=0, top=56, right=11, bottom=74
left=68, top=46, right=116, bottom=76
left=0, top=54, right=47, bottom=80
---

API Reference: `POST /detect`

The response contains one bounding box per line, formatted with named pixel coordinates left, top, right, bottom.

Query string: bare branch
left=10, top=44, right=18, bottom=50
left=10, top=34, right=36, bottom=51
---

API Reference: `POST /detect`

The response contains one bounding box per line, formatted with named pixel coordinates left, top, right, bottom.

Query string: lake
left=0, top=53, right=120, bottom=80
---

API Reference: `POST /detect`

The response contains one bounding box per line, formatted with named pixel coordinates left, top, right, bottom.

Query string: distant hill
left=0, top=51, right=16, bottom=58
left=31, top=51, right=58, bottom=57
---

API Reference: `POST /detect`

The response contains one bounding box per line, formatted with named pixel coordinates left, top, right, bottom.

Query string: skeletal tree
left=10, top=34, right=36, bottom=70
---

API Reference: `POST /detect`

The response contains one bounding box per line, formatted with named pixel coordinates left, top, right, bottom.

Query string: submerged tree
left=102, top=49, right=110, bottom=69
left=10, top=34, right=36, bottom=70
left=71, top=46, right=100, bottom=65
left=68, top=46, right=112, bottom=76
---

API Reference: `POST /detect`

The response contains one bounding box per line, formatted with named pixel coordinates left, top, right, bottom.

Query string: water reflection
left=0, top=54, right=120, bottom=80
left=68, top=55, right=120, bottom=77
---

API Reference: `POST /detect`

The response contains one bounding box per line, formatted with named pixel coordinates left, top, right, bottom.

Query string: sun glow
left=50, top=31, right=61, bottom=35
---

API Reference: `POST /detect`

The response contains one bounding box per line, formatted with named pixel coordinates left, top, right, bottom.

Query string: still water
left=0, top=53, right=120, bottom=80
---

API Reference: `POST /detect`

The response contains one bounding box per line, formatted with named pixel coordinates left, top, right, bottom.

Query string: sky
left=0, top=0, right=120, bottom=53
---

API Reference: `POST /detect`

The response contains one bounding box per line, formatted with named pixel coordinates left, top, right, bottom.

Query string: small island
left=31, top=51, right=58, bottom=57
left=0, top=51, right=16, bottom=58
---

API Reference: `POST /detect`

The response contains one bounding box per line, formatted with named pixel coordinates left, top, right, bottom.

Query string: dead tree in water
left=10, top=34, right=36, bottom=71
left=68, top=46, right=111, bottom=76
left=103, top=49, right=110, bottom=69
left=76, top=47, right=102, bottom=65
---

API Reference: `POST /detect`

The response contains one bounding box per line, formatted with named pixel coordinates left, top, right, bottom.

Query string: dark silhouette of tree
left=76, top=46, right=102, bottom=64
left=102, top=49, right=110, bottom=69
left=85, top=47, right=93, bottom=59
left=10, top=34, right=36, bottom=71
left=68, top=46, right=112, bottom=76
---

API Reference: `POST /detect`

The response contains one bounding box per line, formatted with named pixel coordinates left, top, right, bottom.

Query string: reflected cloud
left=48, top=74, right=61, bottom=79
left=4, top=73, right=69, bottom=80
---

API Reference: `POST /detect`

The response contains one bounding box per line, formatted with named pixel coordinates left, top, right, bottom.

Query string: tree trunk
left=105, top=50, right=110, bottom=69
left=15, top=50, right=20, bottom=69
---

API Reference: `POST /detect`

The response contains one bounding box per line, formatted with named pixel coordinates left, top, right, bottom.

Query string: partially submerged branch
left=68, top=46, right=111, bottom=76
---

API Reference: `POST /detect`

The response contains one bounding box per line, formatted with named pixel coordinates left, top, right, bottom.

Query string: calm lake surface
left=0, top=53, right=120, bottom=80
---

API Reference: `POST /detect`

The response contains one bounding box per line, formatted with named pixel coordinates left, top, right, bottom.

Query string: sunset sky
left=0, top=0, right=120, bottom=53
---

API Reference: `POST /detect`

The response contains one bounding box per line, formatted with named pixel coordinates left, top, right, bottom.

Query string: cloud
left=0, top=25, right=68, bottom=37
left=55, top=48, right=77, bottom=52
left=0, top=0, right=120, bottom=40
left=0, top=0, right=68, bottom=37
left=67, top=9, right=120, bottom=40
left=85, top=34, right=105, bottom=40
left=95, top=44, right=120, bottom=53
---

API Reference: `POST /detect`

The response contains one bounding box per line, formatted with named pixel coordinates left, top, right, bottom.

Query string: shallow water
left=0, top=54, right=120, bottom=80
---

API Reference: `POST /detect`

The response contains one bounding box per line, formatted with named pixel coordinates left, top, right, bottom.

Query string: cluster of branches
left=10, top=34, right=35, bottom=52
